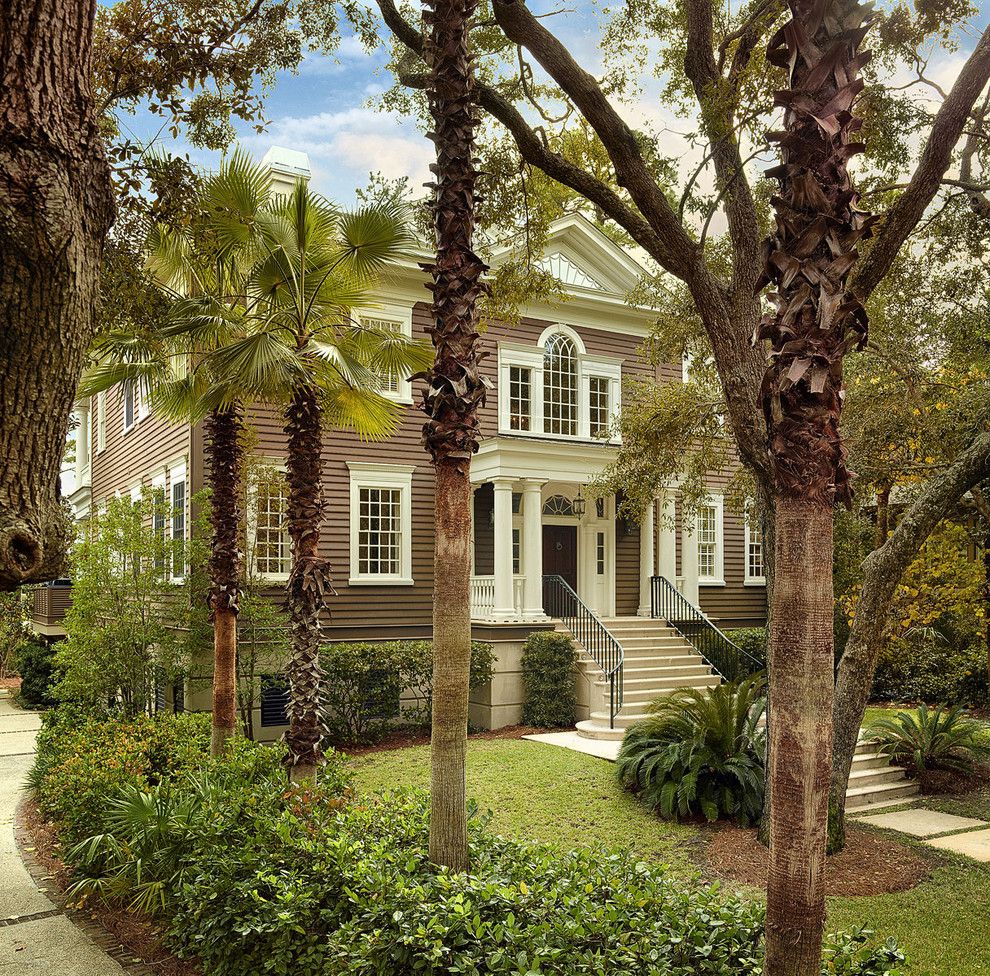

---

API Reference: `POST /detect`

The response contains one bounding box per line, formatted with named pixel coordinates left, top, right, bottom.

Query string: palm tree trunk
left=765, top=498, right=834, bottom=975
left=284, top=384, right=328, bottom=783
left=422, top=0, right=488, bottom=870
left=758, top=3, right=875, bottom=970
left=204, top=405, right=244, bottom=756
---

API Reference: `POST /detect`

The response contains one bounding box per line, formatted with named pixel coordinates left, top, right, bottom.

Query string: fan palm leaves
left=616, top=677, right=767, bottom=825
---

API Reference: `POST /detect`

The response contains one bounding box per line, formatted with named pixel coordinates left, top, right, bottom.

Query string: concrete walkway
left=0, top=693, right=130, bottom=975
left=856, top=806, right=990, bottom=861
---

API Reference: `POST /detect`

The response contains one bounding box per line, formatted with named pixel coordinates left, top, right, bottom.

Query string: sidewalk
left=0, top=693, right=130, bottom=975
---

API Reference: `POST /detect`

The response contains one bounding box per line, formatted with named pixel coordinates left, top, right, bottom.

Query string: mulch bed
left=0, top=677, right=21, bottom=690
left=20, top=798, right=200, bottom=976
left=344, top=723, right=551, bottom=755
left=707, top=824, right=932, bottom=897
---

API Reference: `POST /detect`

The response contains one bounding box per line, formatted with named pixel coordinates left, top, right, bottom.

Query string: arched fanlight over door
left=542, top=494, right=575, bottom=517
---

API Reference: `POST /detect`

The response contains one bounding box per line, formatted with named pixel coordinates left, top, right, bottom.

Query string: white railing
left=469, top=574, right=526, bottom=620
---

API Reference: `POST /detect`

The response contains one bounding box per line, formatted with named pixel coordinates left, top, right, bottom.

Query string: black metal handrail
left=649, top=576, right=764, bottom=682
left=542, top=574, right=624, bottom=728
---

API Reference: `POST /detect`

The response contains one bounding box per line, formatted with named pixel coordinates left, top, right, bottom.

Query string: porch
left=467, top=437, right=698, bottom=624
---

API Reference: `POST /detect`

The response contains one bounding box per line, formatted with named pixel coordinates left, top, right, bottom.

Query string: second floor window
left=697, top=504, right=718, bottom=580
left=254, top=483, right=290, bottom=577
left=589, top=376, right=610, bottom=437
left=543, top=333, right=578, bottom=435
left=123, top=381, right=136, bottom=431
left=509, top=366, right=531, bottom=431
left=358, top=487, right=402, bottom=576
left=171, top=476, right=186, bottom=578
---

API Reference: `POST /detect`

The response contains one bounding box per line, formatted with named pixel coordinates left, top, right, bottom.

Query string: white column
left=657, top=491, right=677, bottom=580
left=637, top=497, right=655, bottom=616
left=681, top=508, right=700, bottom=605
left=492, top=478, right=516, bottom=619
left=521, top=480, right=545, bottom=618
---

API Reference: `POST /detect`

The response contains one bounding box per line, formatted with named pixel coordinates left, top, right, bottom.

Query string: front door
left=543, top=524, right=578, bottom=593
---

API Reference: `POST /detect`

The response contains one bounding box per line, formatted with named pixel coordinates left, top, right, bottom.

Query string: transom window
left=253, top=482, right=289, bottom=578
left=358, top=487, right=402, bottom=576
left=543, top=494, right=575, bottom=517
left=509, top=366, right=531, bottom=431
left=543, top=334, right=578, bottom=435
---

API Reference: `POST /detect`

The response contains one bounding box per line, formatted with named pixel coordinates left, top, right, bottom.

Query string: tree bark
left=429, top=460, right=474, bottom=868
left=284, top=385, right=329, bottom=783
left=0, top=0, right=115, bottom=589
left=765, top=498, right=834, bottom=976
left=203, top=405, right=244, bottom=757
left=829, top=430, right=990, bottom=849
left=422, top=0, right=489, bottom=871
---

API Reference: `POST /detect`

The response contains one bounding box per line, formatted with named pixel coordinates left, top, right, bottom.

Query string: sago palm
left=185, top=178, right=433, bottom=782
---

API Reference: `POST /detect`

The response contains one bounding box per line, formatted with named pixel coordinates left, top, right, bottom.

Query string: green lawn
left=349, top=737, right=990, bottom=976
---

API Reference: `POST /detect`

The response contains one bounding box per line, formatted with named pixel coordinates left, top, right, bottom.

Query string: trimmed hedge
left=321, top=639, right=496, bottom=744
left=872, top=632, right=987, bottom=706
left=725, top=627, right=768, bottom=666
left=522, top=631, right=577, bottom=727
left=15, top=638, right=57, bottom=708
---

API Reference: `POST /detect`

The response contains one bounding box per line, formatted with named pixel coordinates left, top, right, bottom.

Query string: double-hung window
left=543, top=333, right=578, bottom=435
left=151, top=473, right=167, bottom=573
left=348, top=463, right=415, bottom=585
left=357, top=304, right=414, bottom=404
left=251, top=477, right=290, bottom=580
left=509, top=366, right=531, bottom=431
left=588, top=376, right=611, bottom=438
left=695, top=496, right=724, bottom=585
left=171, top=466, right=186, bottom=579
left=744, top=508, right=766, bottom=585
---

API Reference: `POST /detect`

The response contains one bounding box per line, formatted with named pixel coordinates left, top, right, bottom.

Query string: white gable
left=536, top=251, right=602, bottom=289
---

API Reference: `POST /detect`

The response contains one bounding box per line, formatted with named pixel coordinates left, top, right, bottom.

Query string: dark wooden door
left=543, top=524, right=578, bottom=593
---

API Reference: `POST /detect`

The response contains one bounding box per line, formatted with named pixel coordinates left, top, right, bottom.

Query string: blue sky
left=112, top=1, right=990, bottom=205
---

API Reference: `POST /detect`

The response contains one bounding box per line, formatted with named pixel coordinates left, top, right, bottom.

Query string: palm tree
left=756, top=2, right=878, bottom=973
left=86, top=156, right=431, bottom=778
left=421, top=0, right=489, bottom=869
left=198, top=179, right=432, bottom=782
left=82, top=155, right=273, bottom=757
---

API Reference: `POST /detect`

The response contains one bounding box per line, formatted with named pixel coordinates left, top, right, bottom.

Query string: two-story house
left=41, top=147, right=767, bottom=740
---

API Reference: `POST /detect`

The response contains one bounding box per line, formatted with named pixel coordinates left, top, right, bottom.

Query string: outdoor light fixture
left=572, top=486, right=587, bottom=517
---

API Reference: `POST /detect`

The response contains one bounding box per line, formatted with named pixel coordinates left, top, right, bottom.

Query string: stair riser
left=845, top=784, right=919, bottom=810
left=848, top=769, right=910, bottom=789
left=577, top=654, right=708, bottom=671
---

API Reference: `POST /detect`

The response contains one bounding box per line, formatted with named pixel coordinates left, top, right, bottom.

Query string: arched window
left=543, top=494, right=575, bottom=516
left=543, top=333, right=578, bottom=435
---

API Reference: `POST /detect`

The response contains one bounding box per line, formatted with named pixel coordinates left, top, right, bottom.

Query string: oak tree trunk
left=204, top=405, right=244, bottom=757
left=829, top=431, right=990, bottom=848
left=422, top=0, right=488, bottom=871
left=284, top=385, right=328, bottom=783
left=0, top=0, right=115, bottom=589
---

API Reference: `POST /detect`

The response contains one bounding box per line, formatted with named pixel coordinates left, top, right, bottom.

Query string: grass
left=349, top=735, right=990, bottom=976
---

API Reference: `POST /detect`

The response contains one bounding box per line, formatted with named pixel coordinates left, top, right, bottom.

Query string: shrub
left=872, top=628, right=987, bottom=706
left=15, top=638, right=57, bottom=708
left=865, top=704, right=990, bottom=779
left=321, top=639, right=495, bottom=744
left=32, top=707, right=213, bottom=843
left=521, top=631, right=577, bottom=727
left=617, top=677, right=767, bottom=825
left=724, top=627, right=767, bottom=666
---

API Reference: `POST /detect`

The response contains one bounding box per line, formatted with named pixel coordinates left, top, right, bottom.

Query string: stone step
left=847, top=765, right=910, bottom=789
left=576, top=720, right=625, bottom=741
left=577, top=651, right=706, bottom=670
left=604, top=635, right=693, bottom=649
left=844, top=779, right=919, bottom=811
left=603, top=665, right=714, bottom=685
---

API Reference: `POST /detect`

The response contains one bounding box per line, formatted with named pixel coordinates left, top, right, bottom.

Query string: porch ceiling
left=470, top=435, right=618, bottom=484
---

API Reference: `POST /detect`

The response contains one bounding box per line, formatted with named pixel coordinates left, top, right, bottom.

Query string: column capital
left=520, top=478, right=547, bottom=491
left=491, top=476, right=516, bottom=489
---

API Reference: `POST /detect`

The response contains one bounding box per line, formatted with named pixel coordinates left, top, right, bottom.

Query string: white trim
left=696, top=494, right=725, bottom=587
left=169, top=462, right=187, bottom=582
left=537, top=322, right=587, bottom=354
left=356, top=302, right=414, bottom=404
left=96, top=390, right=107, bottom=453
left=347, top=462, right=415, bottom=586
left=744, top=510, right=767, bottom=586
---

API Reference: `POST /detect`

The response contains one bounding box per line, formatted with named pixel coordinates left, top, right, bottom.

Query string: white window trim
left=497, top=327, right=623, bottom=443
left=169, top=461, right=187, bottom=582
left=347, top=461, right=415, bottom=586
left=744, top=512, right=767, bottom=586
left=696, top=494, right=725, bottom=587
left=356, top=302, right=414, bottom=405
left=122, top=380, right=149, bottom=433
left=246, top=461, right=291, bottom=584
left=96, top=390, right=107, bottom=453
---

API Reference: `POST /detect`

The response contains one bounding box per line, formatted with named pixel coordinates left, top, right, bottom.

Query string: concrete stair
left=559, top=616, right=918, bottom=808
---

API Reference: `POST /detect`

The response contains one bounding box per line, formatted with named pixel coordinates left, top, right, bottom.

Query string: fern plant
left=865, top=704, right=990, bottom=777
left=616, top=677, right=767, bottom=825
